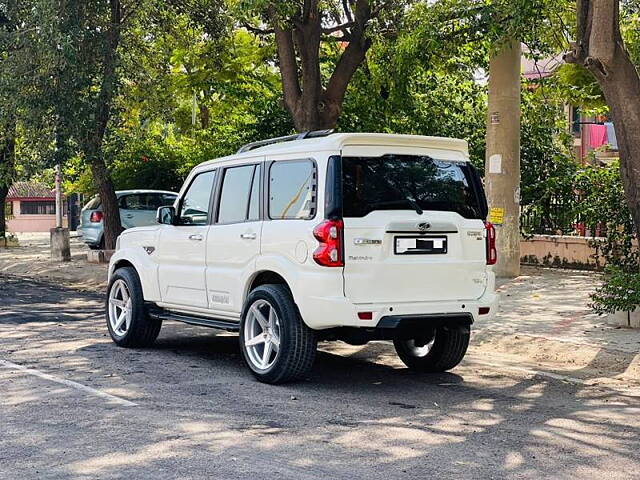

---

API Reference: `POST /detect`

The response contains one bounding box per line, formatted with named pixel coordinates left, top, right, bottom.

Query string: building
left=5, top=182, right=67, bottom=233
left=521, top=51, right=619, bottom=166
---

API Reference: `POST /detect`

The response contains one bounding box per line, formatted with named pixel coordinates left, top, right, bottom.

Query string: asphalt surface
left=1, top=275, right=640, bottom=479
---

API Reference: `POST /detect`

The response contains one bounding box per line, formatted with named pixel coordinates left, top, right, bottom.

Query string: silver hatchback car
left=79, top=190, right=178, bottom=249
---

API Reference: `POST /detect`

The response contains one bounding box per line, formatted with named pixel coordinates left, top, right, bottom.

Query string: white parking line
left=0, top=359, right=137, bottom=407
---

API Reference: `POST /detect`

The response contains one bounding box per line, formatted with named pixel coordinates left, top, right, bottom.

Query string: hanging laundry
left=605, top=122, right=618, bottom=150
left=588, top=124, right=608, bottom=149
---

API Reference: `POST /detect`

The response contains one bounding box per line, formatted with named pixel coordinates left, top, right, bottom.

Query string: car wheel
left=106, top=266, right=162, bottom=347
left=239, top=284, right=317, bottom=384
left=393, top=325, right=470, bottom=372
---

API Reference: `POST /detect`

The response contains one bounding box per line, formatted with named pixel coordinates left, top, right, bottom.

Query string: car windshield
left=342, top=154, right=483, bottom=219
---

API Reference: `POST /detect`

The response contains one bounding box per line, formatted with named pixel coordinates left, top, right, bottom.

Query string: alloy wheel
left=243, top=299, right=281, bottom=370
left=108, top=279, right=132, bottom=337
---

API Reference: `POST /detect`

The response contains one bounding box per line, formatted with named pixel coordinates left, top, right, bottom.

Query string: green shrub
left=577, top=161, right=640, bottom=313
left=591, top=265, right=640, bottom=314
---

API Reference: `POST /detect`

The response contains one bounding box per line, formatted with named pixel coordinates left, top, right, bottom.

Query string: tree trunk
left=0, top=183, right=8, bottom=238
left=89, top=156, right=121, bottom=249
left=565, top=0, right=640, bottom=233
left=0, top=128, right=16, bottom=238
left=598, top=58, right=640, bottom=232
left=271, top=0, right=372, bottom=132
left=199, top=103, right=210, bottom=129
left=82, top=0, right=123, bottom=250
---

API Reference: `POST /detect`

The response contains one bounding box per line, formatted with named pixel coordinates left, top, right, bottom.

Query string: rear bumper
left=78, top=225, right=103, bottom=245
left=299, top=272, right=498, bottom=330
left=377, top=312, right=473, bottom=329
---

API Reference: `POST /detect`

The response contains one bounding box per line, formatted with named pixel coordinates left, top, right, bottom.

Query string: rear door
left=340, top=148, right=488, bottom=305
left=206, top=163, right=262, bottom=314
left=118, top=194, right=141, bottom=229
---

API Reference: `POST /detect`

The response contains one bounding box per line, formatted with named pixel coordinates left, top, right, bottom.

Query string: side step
left=147, top=306, right=240, bottom=332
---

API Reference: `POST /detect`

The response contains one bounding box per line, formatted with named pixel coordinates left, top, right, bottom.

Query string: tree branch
left=322, top=21, right=354, bottom=34
left=121, top=0, right=143, bottom=25
left=325, top=0, right=371, bottom=104
left=370, top=0, right=393, bottom=18
left=242, top=22, right=274, bottom=35
left=342, top=0, right=354, bottom=23
left=273, top=25, right=301, bottom=113
left=589, top=0, right=618, bottom=66
left=302, top=0, right=319, bottom=24
left=566, top=0, right=592, bottom=64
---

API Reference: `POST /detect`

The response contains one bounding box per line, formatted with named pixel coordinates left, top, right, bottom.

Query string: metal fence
left=520, top=197, right=608, bottom=237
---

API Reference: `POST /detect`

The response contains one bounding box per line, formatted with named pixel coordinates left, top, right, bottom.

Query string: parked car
left=79, top=190, right=178, bottom=249
left=106, top=132, right=498, bottom=384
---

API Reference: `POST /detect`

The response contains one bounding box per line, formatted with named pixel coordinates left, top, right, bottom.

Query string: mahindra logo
left=417, top=222, right=431, bottom=232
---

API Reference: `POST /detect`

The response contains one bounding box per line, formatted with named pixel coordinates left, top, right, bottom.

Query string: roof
left=115, top=190, right=178, bottom=196
left=6, top=182, right=55, bottom=200
left=85, top=190, right=178, bottom=200
left=200, top=133, right=469, bottom=167
left=521, top=52, right=564, bottom=81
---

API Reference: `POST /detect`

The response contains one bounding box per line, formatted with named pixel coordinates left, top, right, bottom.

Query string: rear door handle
left=189, top=234, right=203, bottom=241
left=240, top=233, right=257, bottom=240
left=125, top=214, right=134, bottom=219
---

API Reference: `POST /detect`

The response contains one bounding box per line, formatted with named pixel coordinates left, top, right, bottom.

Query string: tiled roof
left=7, top=182, right=55, bottom=199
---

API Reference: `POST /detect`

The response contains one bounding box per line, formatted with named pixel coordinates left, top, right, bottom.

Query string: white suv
left=106, top=132, right=498, bottom=384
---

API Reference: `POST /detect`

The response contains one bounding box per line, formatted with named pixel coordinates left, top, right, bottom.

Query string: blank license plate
left=395, top=236, right=448, bottom=255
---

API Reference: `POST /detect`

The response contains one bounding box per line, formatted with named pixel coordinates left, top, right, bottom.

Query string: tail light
left=485, top=221, right=497, bottom=265
left=313, top=219, right=344, bottom=267
left=90, top=211, right=104, bottom=223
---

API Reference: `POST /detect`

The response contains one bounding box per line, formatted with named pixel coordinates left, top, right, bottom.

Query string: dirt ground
left=2, top=276, right=640, bottom=480
left=2, top=232, right=640, bottom=387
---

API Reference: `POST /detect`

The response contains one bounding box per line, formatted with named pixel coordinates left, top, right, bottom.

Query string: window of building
left=269, top=160, right=316, bottom=220
left=20, top=200, right=56, bottom=215
left=571, top=106, right=581, bottom=136
left=5, top=201, right=13, bottom=217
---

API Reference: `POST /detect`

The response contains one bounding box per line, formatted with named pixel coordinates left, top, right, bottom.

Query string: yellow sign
left=489, top=207, right=504, bottom=225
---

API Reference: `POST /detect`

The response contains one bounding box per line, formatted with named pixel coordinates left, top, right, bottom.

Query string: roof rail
left=236, top=129, right=335, bottom=154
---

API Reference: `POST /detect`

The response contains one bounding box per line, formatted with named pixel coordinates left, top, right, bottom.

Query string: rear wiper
left=405, top=197, right=423, bottom=215
left=378, top=174, right=423, bottom=215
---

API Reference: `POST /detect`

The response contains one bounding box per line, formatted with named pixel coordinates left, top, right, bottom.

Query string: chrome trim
left=354, top=238, right=382, bottom=245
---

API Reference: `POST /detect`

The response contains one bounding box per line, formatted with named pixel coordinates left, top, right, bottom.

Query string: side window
left=179, top=170, right=216, bottom=225
left=248, top=164, right=261, bottom=221
left=120, top=194, right=144, bottom=210
left=217, top=165, right=255, bottom=224
left=269, top=159, right=316, bottom=220
left=149, top=193, right=177, bottom=210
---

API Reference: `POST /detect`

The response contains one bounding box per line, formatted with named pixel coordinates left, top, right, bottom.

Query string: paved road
left=1, top=275, right=639, bottom=479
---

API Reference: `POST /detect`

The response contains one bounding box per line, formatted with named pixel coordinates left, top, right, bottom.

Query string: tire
left=393, top=325, right=470, bottom=372
left=89, top=237, right=105, bottom=250
left=239, top=284, right=317, bottom=384
left=106, top=266, right=162, bottom=348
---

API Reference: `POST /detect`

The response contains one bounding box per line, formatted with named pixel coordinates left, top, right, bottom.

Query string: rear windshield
left=119, top=193, right=177, bottom=211
left=83, top=196, right=101, bottom=210
left=342, top=154, right=483, bottom=219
